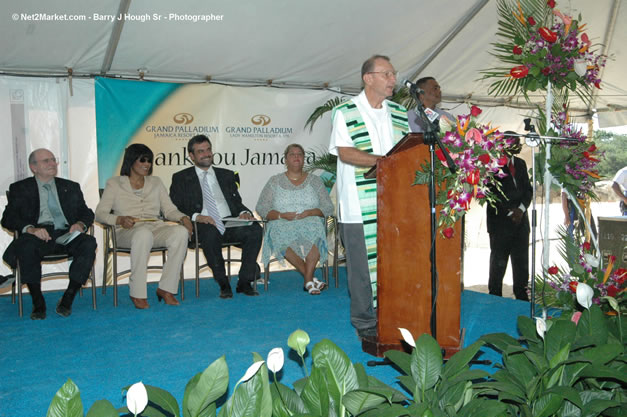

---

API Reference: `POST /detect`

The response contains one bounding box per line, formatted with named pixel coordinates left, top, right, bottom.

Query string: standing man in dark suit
left=2, top=149, right=97, bottom=319
left=170, top=135, right=262, bottom=298
left=487, top=133, right=532, bottom=301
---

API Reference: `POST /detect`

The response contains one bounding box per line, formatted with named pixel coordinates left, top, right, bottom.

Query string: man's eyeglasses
left=138, top=157, right=152, bottom=163
left=367, top=70, right=398, bottom=79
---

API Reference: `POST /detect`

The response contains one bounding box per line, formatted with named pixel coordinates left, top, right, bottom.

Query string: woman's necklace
left=286, top=172, right=303, bottom=181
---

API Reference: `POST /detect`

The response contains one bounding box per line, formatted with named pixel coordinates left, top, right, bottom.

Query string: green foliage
left=594, top=131, right=627, bottom=180
left=47, top=379, right=83, bottom=417
left=46, top=317, right=626, bottom=417
left=477, top=307, right=626, bottom=416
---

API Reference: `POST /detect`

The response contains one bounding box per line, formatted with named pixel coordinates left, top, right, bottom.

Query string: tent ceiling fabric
left=1, top=0, right=625, bottom=126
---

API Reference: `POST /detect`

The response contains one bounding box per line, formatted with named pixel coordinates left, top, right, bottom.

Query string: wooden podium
left=362, top=133, right=463, bottom=357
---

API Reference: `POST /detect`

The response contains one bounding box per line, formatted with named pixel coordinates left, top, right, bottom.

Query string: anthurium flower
left=443, top=227, right=455, bottom=238
left=466, top=169, right=480, bottom=185
left=553, top=9, right=572, bottom=30
left=576, top=282, right=594, bottom=309
left=435, top=148, right=449, bottom=167
left=538, top=27, right=558, bottom=43
left=584, top=253, right=599, bottom=268
left=465, top=128, right=483, bottom=144
left=497, top=156, right=508, bottom=166
left=267, top=347, right=284, bottom=374
left=569, top=281, right=578, bottom=293
left=573, top=59, right=587, bottom=77
left=582, top=241, right=591, bottom=251
left=587, top=144, right=597, bottom=152
left=398, top=328, right=416, bottom=348
left=527, top=16, right=536, bottom=26
left=535, top=317, right=546, bottom=339
left=513, top=45, right=523, bottom=55
left=510, top=65, right=529, bottom=79
left=470, top=105, right=482, bottom=117
left=548, top=266, right=559, bottom=275
left=571, top=311, right=582, bottom=324
left=127, top=382, right=148, bottom=417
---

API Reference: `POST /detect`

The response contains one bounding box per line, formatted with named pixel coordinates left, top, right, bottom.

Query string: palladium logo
left=251, top=114, right=271, bottom=126
left=173, top=113, right=194, bottom=125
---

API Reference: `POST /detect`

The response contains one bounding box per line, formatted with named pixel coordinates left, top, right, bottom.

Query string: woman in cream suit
left=96, top=144, right=193, bottom=309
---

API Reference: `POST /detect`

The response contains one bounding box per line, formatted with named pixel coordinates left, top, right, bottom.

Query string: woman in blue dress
left=256, top=144, right=334, bottom=295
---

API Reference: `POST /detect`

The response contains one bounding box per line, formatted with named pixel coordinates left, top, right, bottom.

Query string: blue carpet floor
left=0, top=267, right=531, bottom=417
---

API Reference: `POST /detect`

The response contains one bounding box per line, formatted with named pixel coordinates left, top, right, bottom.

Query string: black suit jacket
left=486, top=156, right=532, bottom=235
left=169, top=166, right=251, bottom=219
left=2, top=176, right=94, bottom=267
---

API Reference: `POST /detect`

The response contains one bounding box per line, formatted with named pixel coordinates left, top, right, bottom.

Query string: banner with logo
left=95, top=77, right=338, bottom=206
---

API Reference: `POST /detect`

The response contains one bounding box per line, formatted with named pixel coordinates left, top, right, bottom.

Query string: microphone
left=402, top=79, right=424, bottom=95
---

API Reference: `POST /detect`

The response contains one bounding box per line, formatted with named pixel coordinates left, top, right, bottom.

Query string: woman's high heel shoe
left=156, top=288, right=180, bottom=306
left=130, top=296, right=149, bottom=309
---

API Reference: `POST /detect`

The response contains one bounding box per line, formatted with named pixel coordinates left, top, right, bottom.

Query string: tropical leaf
left=46, top=379, right=83, bottom=417
left=304, top=96, right=348, bottom=132
left=185, top=356, right=229, bottom=417
left=410, top=334, right=442, bottom=396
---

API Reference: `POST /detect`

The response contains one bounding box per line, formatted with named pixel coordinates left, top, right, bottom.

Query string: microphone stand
left=506, top=119, right=579, bottom=319
left=409, top=86, right=457, bottom=342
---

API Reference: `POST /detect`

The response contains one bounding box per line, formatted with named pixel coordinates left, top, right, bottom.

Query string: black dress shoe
left=236, top=284, right=259, bottom=296
left=219, top=285, right=233, bottom=299
left=0, top=274, right=15, bottom=289
left=55, top=299, right=72, bottom=318
left=30, top=304, right=46, bottom=320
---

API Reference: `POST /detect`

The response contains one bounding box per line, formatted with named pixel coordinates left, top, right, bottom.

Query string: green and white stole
left=333, top=99, right=408, bottom=305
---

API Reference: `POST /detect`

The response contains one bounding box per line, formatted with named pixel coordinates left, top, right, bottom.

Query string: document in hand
left=55, top=230, right=81, bottom=245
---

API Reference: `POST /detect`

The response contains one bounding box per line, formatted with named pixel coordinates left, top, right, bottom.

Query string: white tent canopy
left=2, top=0, right=626, bottom=128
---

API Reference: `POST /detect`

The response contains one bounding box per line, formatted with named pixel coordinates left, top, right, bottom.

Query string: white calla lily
left=583, top=253, right=599, bottom=268
left=535, top=317, right=546, bottom=339
left=237, top=361, right=265, bottom=384
left=126, top=382, right=148, bottom=416
left=267, top=347, right=284, bottom=374
left=576, top=282, right=594, bottom=309
left=398, top=328, right=416, bottom=348
left=573, top=59, right=588, bottom=77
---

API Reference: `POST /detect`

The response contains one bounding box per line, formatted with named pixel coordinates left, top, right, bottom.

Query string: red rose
left=497, top=156, right=509, bottom=166
left=527, top=16, right=536, bottom=26
left=609, top=255, right=617, bottom=263
left=478, top=154, right=491, bottom=164
left=569, top=281, right=578, bottom=293
left=539, top=27, right=558, bottom=43
left=513, top=45, right=523, bottom=55
left=470, top=105, right=482, bottom=117
left=547, top=0, right=556, bottom=8
left=443, top=227, right=455, bottom=239
left=582, top=241, right=591, bottom=251
left=542, top=67, right=551, bottom=75
left=510, top=65, right=529, bottom=79
left=588, top=144, right=597, bottom=152
left=583, top=151, right=590, bottom=158
left=548, top=266, right=559, bottom=275
left=607, top=285, right=619, bottom=298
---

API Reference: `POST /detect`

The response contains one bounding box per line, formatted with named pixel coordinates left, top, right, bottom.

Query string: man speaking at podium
left=329, top=55, right=409, bottom=340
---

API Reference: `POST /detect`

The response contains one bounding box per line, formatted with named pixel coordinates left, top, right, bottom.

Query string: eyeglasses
left=138, top=157, right=152, bottom=163
left=367, top=70, right=398, bottom=79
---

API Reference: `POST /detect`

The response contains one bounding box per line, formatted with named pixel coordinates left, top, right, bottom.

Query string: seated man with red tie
left=170, top=135, right=262, bottom=298
left=2, top=149, right=97, bottom=319
left=486, top=132, right=532, bottom=301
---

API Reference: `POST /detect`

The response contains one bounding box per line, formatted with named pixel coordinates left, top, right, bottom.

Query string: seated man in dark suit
left=2, top=149, right=97, bottom=319
left=170, top=135, right=262, bottom=298
left=487, top=133, right=532, bottom=301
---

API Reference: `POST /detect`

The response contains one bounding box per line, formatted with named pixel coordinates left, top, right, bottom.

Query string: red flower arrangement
left=414, top=107, right=508, bottom=237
